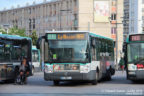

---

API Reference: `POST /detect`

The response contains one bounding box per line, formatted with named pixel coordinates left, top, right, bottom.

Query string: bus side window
left=0, top=44, right=4, bottom=60
left=101, top=40, right=105, bottom=52
left=105, top=40, right=108, bottom=53
left=96, top=39, right=99, bottom=60
left=44, top=41, right=49, bottom=62
left=108, top=41, right=114, bottom=60
left=91, top=38, right=97, bottom=61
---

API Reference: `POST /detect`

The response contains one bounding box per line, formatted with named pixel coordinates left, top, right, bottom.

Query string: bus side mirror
left=36, top=36, right=45, bottom=49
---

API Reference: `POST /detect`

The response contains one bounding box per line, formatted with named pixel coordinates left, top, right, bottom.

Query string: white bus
left=32, top=46, right=41, bottom=74
left=36, top=31, right=115, bottom=85
left=0, top=34, right=32, bottom=82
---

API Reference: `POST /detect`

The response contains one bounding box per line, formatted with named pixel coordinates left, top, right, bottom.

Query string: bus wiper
left=134, top=58, right=144, bottom=65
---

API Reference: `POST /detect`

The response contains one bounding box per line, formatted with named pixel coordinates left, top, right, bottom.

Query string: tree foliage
left=29, top=30, right=38, bottom=45
left=8, top=27, right=26, bottom=37
left=0, top=26, right=38, bottom=46
left=0, top=27, right=7, bottom=34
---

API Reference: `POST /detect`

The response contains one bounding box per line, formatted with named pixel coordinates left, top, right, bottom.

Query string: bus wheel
left=53, top=81, right=60, bottom=85
left=92, top=71, right=98, bottom=85
left=106, top=70, right=111, bottom=81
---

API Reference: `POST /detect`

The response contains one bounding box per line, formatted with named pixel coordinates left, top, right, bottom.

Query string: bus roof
left=0, top=34, right=31, bottom=41
left=45, top=31, right=113, bottom=41
left=45, top=30, right=89, bottom=33
left=89, top=33, right=113, bottom=41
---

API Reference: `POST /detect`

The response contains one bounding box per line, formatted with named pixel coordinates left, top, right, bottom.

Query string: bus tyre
left=53, top=81, right=60, bottom=85
left=106, top=70, right=111, bottom=81
left=111, top=68, right=115, bottom=75
left=92, top=71, right=98, bottom=85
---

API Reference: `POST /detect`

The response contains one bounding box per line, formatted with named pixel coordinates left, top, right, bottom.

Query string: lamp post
left=109, top=17, right=123, bottom=70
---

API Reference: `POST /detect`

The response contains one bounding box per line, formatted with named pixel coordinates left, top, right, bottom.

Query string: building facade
left=123, top=0, right=144, bottom=41
left=0, top=0, right=123, bottom=63
left=123, top=0, right=129, bottom=41
left=129, top=0, right=143, bottom=34
left=0, top=0, right=79, bottom=36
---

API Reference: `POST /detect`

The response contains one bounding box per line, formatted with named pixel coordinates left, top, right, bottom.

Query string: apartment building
left=0, top=0, right=123, bottom=63
left=123, top=0, right=144, bottom=41
left=123, top=0, right=129, bottom=41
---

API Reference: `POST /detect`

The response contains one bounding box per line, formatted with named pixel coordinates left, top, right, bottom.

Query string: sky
left=0, top=0, right=51, bottom=11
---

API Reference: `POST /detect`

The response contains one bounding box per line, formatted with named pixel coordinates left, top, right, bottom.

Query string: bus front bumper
left=44, top=70, right=96, bottom=81
left=128, top=70, right=144, bottom=80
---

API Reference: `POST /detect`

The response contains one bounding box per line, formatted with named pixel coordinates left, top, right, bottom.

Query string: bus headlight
left=128, top=64, right=137, bottom=70
left=45, top=64, right=53, bottom=73
left=80, top=64, right=90, bottom=73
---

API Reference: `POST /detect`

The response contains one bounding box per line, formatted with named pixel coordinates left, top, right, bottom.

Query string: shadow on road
left=131, top=80, right=144, bottom=84
left=1, top=71, right=144, bottom=87
left=51, top=81, right=93, bottom=87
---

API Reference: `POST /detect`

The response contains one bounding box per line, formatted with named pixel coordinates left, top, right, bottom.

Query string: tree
left=8, top=26, right=27, bottom=37
left=0, top=27, right=7, bottom=34
left=29, top=30, right=38, bottom=45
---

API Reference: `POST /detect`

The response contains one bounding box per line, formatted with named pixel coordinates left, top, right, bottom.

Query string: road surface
left=0, top=71, right=144, bottom=96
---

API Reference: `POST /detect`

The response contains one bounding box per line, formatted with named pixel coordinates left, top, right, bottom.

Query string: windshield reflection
left=46, top=40, right=89, bottom=63
left=128, top=43, right=144, bottom=64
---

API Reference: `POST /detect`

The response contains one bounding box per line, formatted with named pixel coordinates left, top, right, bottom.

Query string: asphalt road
left=0, top=71, right=144, bottom=96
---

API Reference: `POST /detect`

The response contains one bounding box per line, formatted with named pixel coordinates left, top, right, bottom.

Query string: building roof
left=0, top=0, right=60, bottom=12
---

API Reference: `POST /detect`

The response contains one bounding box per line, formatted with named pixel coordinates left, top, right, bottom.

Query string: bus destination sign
left=47, top=33, right=86, bottom=40
left=130, top=35, right=144, bottom=41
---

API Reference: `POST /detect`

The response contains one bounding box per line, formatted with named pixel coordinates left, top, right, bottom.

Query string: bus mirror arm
left=36, top=36, right=45, bottom=49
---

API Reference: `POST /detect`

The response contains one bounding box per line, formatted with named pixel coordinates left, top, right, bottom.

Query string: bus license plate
left=60, top=77, right=72, bottom=80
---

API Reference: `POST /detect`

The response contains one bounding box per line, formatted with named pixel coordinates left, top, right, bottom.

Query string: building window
left=111, top=27, right=116, bottom=34
left=29, top=19, right=31, bottom=30
left=28, top=8, right=31, bottom=14
left=33, top=19, right=35, bottom=29
left=112, top=1, right=116, bottom=6
left=74, top=0, right=77, bottom=6
left=54, top=4, right=56, bottom=16
left=67, top=1, right=69, bottom=10
left=49, top=5, right=52, bottom=16
left=33, top=7, right=35, bottom=13
left=111, top=13, right=116, bottom=20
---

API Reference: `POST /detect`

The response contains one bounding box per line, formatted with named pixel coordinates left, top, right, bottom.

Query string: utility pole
left=109, top=17, right=123, bottom=70
left=88, top=22, right=90, bottom=31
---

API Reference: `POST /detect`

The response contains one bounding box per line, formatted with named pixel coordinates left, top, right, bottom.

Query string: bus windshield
left=0, top=40, right=30, bottom=62
left=46, top=40, right=89, bottom=63
left=127, top=43, right=144, bottom=63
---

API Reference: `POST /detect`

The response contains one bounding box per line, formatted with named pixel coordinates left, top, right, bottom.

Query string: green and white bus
left=0, top=34, right=32, bottom=82
left=124, top=34, right=144, bottom=81
left=37, top=31, right=115, bottom=85
left=32, top=46, right=41, bottom=73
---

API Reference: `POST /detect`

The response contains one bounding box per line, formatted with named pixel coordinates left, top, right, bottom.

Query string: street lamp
left=109, top=17, right=123, bottom=70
